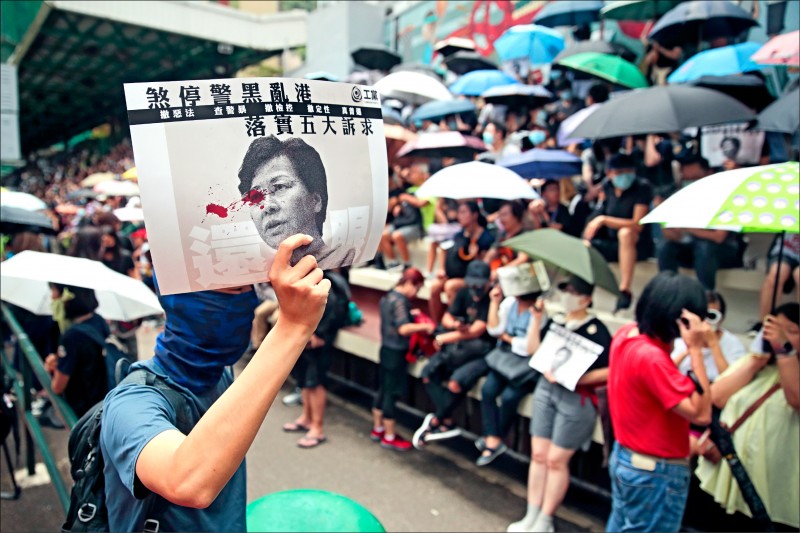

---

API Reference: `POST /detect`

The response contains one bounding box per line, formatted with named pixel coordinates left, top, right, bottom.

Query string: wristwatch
left=775, top=341, right=797, bottom=359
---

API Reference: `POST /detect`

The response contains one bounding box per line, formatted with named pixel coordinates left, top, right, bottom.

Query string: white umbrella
left=94, top=180, right=140, bottom=197
left=414, top=161, right=540, bottom=200
left=374, top=71, right=453, bottom=106
left=0, top=251, right=163, bottom=321
left=557, top=103, right=601, bottom=147
left=0, top=190, right=47, bottom=211
left=113, top=207, right=145, bottom=222
left=80, top=172, right=116, bottom=188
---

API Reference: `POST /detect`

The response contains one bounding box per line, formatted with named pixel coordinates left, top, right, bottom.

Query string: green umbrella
left=504, top=229, right=621, bottom=296
left=600, top=0, right=686, bottom=21
left=555, top=52, right=649, bottom=89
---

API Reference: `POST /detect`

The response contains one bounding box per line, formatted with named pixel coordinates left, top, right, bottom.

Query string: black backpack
left=61, top=366, right=198, bottom=533
left=69, top=321, right=130, bottom=392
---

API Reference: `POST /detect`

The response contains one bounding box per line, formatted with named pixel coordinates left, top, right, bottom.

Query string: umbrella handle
left=769, top=231, right=785, bottom=314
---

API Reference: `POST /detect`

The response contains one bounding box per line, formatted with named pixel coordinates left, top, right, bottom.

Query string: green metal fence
left=1, top=303, right=76, bottom=513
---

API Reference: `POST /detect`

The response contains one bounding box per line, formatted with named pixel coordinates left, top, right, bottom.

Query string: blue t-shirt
left=100, top=359, right=246, bottom=532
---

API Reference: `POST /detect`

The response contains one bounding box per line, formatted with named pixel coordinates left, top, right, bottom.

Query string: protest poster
left=701, top=122, right=764, bottom=168
left=124, top=77, right=387, bottom=295
left=528, top=322, right=604, bottom=391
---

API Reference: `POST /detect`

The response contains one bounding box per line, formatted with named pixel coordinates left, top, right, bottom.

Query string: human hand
left=269, top=234, right=331, bottom=333
left=583, top=217, right=603, bottom=241
left=544, top=370, right=557, bottom=384
left=677, top=309, right=707, bottom=350
left=44, top=354, right=57, bottom=374
left=532, top=297, right=545, bottom=321
left=722, top=159, right=740, bottom=171
left=424, top=323, right=436, bottom=335
left=489, top=285, right=503, bottom=303
left=763, top=314, right=789, bottom=350
left=309, top=334, right=326, bottom=349
left=703, top=327, right=719, bottom=348
left=436, top=269, right=446, bottom=280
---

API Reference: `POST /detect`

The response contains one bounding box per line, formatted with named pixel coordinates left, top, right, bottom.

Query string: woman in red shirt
left=606, top=271, right=712, bottom=533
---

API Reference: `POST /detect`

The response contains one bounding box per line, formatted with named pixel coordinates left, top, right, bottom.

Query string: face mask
left=535, top=110, right=548, bottom=128
left=560, top=90, right=572, bottom=102
left=482, top=132, right=495, bottom=145
left=560, top=292, right=586, bottom=314
left=447, top=119, right=458, bottom=130
left=550, top=69, right=562, bottom=80
left=468, top=284, right=487, bottom=299
left=528, top=130, right=547, bottom=146
left=611, top=172, right=636, bottom=191
left=50, top=287, right=75, bottom=333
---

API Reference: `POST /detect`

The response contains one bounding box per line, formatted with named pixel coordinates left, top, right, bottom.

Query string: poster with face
left=124, top=77, right=387, bottom=295
left=701, top=122, right=765, bottom=168
left=528, top=323, right=603, bottom=391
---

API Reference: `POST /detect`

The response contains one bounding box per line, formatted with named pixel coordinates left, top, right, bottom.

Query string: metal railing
left=1, top=303, right=76, bottom=513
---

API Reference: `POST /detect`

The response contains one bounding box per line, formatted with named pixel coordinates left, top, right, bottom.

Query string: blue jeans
left=606, top=443, right=690, bottom=533
left=479, top=370, right=532, bottom=438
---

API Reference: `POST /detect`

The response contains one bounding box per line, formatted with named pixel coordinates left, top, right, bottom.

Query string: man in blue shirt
left=100, top=234, right=330, bottom=532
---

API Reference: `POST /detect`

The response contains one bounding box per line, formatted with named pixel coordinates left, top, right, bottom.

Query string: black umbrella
left=351, top=45, right=402, bottom=72
left=570, top=85, right=756, bottom=139
left=689, top=74, right=775, bottom=112
left=553, top=40, right=637, bottom=63
left=390, top=63, right=443, bottom=80
left=434, top=37, right=476, bottom=58
left=533, top=0, right=602, bottom=28
left=0, top=206, right=57, bottom=235
left=649, top=0, right=759, bottom=45
left=444, top=51, right=498, bottom=75
left=756, top=87, right=800, bottom=134
left=481, top=84, right=553, bottom=109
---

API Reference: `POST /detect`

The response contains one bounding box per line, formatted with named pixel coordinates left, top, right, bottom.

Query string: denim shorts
left=606, top=443, right=690, bottom=533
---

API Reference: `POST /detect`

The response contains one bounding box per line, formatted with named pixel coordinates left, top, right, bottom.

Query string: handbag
left=485, top=346, right=536, bottom=386
left=698, top=382, right=781, bottom=464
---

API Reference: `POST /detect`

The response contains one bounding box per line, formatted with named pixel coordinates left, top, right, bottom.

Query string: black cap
left=464, top=260, right=491, bottom=286
left=606, top=153, right=635, bottom=170
left=558, top=275, right=594, bottom=296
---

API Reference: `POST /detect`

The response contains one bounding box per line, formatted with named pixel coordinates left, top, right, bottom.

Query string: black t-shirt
left=444, top=229, right=494, bottom=279
left=630, top=140, right=675, bottom=192
left=597, top=178, right=653, bottom=240
left=57, top=314, right=110, bottom=417
left=448, top=287, right=492, bottom=342
left=540, top=316, right=612, bottom=373
left=103, top=249, right=135, bottom=276
left=379, top=289, right=413, bottom=351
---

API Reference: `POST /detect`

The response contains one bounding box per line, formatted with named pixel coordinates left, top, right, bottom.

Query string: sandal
left=475, top=443, right=508, bottom=467
left=282, top=422, right=310, bottom=433
left=297, top=435, right=327, bottom=449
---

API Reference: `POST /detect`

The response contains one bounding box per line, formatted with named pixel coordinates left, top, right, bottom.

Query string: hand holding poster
left=701, top=122, right=764, bottom=168
left=528, top=322, right=603, bottom=391
left=124, top=77, right=387, bottom=295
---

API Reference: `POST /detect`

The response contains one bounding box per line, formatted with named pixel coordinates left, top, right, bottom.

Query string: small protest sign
left=528, top=322, right=604, bottom=391
left=701, top=122, right=764, bottom=168
left=124, top=77, right=387, bottom=295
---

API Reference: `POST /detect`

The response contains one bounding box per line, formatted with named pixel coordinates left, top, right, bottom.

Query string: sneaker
left=748, top=321, right=762, bottom=338
left=281, top=388, right=303, bottom=407
left=380, top=434, right=413, bottom=451
left=370, top=428, right=385, bottom=442
left=424, top=423, right=462, bottom=442
left=614, top=290, right=632, bottom=314
left=474, top=436, right=486, bottom=452
left=412, top=413, right=435, bottom=450
left=476, top=443, right=508, bottom=466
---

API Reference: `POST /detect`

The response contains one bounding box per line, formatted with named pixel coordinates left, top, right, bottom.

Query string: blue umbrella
left=493, top=24, right=566, bottom=63
left=410, top=100, right=476, bottom=123
left=449, top=70, right=519, bottom=97
left=533, top=0, right=603, bottom=28
left=381, top=106, right=405, bottom=126
left=497, top=148, right=582, bottom=179
left=667, top=42, right=766, bottom=83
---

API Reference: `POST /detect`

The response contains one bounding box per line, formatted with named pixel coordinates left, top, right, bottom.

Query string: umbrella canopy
left=450, top=70, right=519, bottom=97
left=504, top=229, right=620, bottom=296
left=756, top=87, right=800, bottom=135
left=557, top=103, right=602, bottom=146
left=640, top=162, right=799, bottom=233
left=601, top=0, right=685, bottom=21
left=534, top=0, right=603, bottom=28
left=689, top=74, right=775, bottom=112
left=414, top=161, right=539, bottom=201
left=66, top=188, right=97, bottom=201
left=556, top=52, right=648, bottom=89
left=80, top=172, right=116, bottom=187
left=434, top=37, right=477, bottom=58
left=390, top=63, right=443, bottom=80
left=374, top=71, right=452, bottom=105
left=381, top=105, right=405, bottom=126
left=497, top=149, right=583, bottom=179
left=553, top=40, right=637, bottom=63
left=346, top=69, right=383, bottom=86
left=351, top=45, right=402, bottom=71
left=751, top=30, right=800, bottom=67
left=305, top=71, right=340, bottom=82
left=569, top=85, right=756, bottom=139
left=396, top=131, right=487, bottom=160
left=94, top=180, right=140, bottom=197
left=0, top=251, right=164, bottom=321
left=0, top=206, right=57, bottom=235
left=481, top=84, right=553, bottom=109
left=121, top=167, right=138, bottom=180
left=410, top=100, right=476, bottom=123
left=444, top=52, right=498, bottom=75
left=648, top=0, right=758, bottom=44
left=1, top=190, right=47, bottom=211
left=667, top=42, right=765, bottom=83
left=112, top=207, right=145, bottom=223
left=493, top=24, right=566, bottom=63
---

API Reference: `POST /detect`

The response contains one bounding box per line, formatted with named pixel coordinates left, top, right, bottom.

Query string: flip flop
left=282, top=422, right=310, bottom=433
left=297, top=435, right=327, bottom=449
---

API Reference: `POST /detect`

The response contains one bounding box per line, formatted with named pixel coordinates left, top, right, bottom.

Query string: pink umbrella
left=751, top=30, right=799, bottom=66
left=396, top=131, right=488, bottom=160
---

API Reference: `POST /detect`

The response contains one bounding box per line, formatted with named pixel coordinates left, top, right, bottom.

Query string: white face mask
left=560, top=292, right=586, bottom=314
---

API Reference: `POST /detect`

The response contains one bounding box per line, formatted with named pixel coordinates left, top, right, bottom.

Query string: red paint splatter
left=205, top=203, right=228, bottom=218
left=243, top=188, right=265, bottom=205
left=204, top=188, right=271, bottom=220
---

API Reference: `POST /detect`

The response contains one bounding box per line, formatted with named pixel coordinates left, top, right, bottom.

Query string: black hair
left=775, top=302, right=799, bottom=325
left=636, top=271, right=707, bottom=344
left=500, top=200, right=526, bottom=221
left=720, top=136, right=741, bottom=151
left=541, top=180, right=560, bottom=194
left=588, top=83, right=609, bottom=104
left=51, top=284, right=99, bottom=319
left=237, top=135, right=328, bottom=234
left=461, top=200, right=488, bottom=228
left=705, top=290, right=726, bottom=317
left=67, top=226, right=102, bottom=261
left=487, top=121, right=507, bottom=139
left=518, top=291, right=542, bottom=302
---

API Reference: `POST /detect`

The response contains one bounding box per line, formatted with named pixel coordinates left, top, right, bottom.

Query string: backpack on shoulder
left=61, top=364, right=198, bottom=533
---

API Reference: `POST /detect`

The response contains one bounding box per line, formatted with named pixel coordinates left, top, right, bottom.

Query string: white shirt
left=671, top=329, right=747, bottom=381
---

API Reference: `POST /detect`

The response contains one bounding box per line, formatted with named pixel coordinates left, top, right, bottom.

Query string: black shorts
left=591, top=237, right=651, bottom=263
left=292, top=347, right=332, bottom=389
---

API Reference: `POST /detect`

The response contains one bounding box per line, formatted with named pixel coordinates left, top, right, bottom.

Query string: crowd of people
left=1, top=11, right=798, bottom=533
